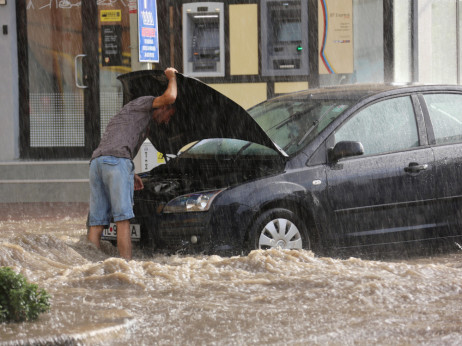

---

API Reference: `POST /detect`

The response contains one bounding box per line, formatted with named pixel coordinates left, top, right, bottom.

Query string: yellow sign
left=157, top=152, right=165, bottom=164
left=100, top=10, right=122, bottom=22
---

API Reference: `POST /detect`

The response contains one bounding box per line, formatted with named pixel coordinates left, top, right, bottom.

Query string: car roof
left=265, top=83, right=462, bottom=103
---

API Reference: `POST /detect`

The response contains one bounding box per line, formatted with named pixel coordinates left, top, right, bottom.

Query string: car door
left=325, top=94, right=437, bottom=250
left=420, top=92, right=462, bottom=240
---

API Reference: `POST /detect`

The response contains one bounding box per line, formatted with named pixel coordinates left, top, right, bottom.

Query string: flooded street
left=1, top=203, right=462, bottom=345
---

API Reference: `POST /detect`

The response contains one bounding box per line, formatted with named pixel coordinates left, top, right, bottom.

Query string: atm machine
left=261, top=0, right=309, bottom=76
left=183, top=2, right=225, bottom=77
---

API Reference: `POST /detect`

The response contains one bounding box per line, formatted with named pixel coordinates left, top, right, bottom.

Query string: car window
left=334, top=96, right=419, bottom=156
left=423, top=93, right=462, bottom=145
left=248, top=97, right=353, bottom=155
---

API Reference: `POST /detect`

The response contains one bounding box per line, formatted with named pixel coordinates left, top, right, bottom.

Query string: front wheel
left=251, top=208, right=310, bottom=251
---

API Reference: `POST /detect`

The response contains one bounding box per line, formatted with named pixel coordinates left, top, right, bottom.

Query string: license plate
left=102, top=223, right=141, bottom=241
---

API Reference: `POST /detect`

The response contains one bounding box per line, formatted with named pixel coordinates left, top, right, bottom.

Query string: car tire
left=251, top=208, right=310, bottom=251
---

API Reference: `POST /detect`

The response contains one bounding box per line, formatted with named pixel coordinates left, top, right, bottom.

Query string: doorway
left=18, top=0, right=132, bottom=159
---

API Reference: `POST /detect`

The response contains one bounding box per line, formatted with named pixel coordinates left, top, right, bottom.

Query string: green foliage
left=0, top=267, right=50, bottom=323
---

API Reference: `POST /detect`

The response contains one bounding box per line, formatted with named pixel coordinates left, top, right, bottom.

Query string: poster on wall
left=129, top=0, right=137, bottom=14
left=318, top=0, right=353, bottom=74
left=138, top=0, right=159, bottom=62
left=101, top=25, right=122, bottom=66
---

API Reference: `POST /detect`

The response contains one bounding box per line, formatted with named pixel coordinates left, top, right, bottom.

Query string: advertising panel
left=318, top=0, right=353, bottom=74
left=138, top=0, right=159, bottom=62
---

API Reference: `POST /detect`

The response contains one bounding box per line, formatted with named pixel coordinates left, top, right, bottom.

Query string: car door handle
left=404, top=162, right=428, bottom=173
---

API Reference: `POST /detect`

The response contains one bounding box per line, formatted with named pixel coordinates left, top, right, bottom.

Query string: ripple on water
left=0, top=203, right=462, bottom=345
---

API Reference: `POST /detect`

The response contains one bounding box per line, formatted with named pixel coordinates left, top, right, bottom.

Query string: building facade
left=1, top=0, right=462, bottom=163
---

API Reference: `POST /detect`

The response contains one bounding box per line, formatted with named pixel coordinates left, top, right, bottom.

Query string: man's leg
left=88, top=225, right=104, bottom=248
left=88, top=158, right=110, bottom=250
left=116, top=220, right=132, bottom=260
left=101, top=157, right=135, bottom=260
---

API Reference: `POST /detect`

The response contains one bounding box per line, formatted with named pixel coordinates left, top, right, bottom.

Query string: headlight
left=163, top=189, right=224, bottom=213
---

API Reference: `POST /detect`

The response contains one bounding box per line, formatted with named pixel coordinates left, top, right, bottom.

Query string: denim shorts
left=88, top=156, right=135, bottom=226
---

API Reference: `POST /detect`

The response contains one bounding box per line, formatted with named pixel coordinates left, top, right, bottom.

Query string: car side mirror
left=328, top=141, right=364, bottom=162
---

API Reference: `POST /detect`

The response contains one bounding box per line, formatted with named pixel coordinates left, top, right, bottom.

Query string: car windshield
left=179, top=138, right=280, bottom=159
left=248, top=96, right=354, bottom=155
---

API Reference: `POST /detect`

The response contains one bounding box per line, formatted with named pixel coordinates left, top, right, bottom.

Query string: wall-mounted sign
left=100, top=10, right=122, bottom=22
left=318, top=0, right=353, bottom=74
left=138, top=0, right=159, bottom=63
left=101, top=25, right=122, bottom=66
left=129, top=0, right=137, bottom=14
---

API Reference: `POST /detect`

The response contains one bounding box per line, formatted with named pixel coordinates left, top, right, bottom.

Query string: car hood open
left=117, top=70, right=286, bottom=156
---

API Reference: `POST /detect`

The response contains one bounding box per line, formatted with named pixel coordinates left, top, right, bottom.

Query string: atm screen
left=192, top=22, right=219, bottom=60
left=276, top=21, right=301, bottom=43
left=194, top=24, right=219, bottom=49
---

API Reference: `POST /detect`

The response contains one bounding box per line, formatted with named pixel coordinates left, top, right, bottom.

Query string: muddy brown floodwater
left=1, top=203, right=462, bottom=345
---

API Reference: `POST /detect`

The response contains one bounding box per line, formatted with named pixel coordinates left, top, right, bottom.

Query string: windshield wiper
left=295, top=104, right=339, bottom=147
left=233, top=142, right=253, bottom=159
left=275, top=104, right=320, bottom=130
left=282, top=104, right=339, bottom=152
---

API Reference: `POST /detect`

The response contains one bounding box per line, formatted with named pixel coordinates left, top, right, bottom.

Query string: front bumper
left=134, top=200, right=253, bottom=255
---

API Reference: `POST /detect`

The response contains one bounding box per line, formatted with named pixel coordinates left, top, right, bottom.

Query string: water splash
left=1, top=203, right=462, bottom=345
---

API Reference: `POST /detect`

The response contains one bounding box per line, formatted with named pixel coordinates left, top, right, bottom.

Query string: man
left=87, top=67, right=178, bottom=260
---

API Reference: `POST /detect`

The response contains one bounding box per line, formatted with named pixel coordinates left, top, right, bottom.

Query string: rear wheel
left=251, top=208, right=310, bottom=251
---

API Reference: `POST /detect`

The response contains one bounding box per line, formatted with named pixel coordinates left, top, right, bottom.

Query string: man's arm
left=152, top=67, right=178, bottom=108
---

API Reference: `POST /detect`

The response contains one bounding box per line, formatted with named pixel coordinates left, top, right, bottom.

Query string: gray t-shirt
left=91, top=96, right=155, bottom=160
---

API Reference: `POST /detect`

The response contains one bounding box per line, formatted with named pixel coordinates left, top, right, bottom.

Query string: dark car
left=103, top=70, right=462, bottom=257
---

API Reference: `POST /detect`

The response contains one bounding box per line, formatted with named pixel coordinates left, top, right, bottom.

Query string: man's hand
left=164, top=67, right=178, bottom=80
left=134, top=174, right=144, bottom=190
